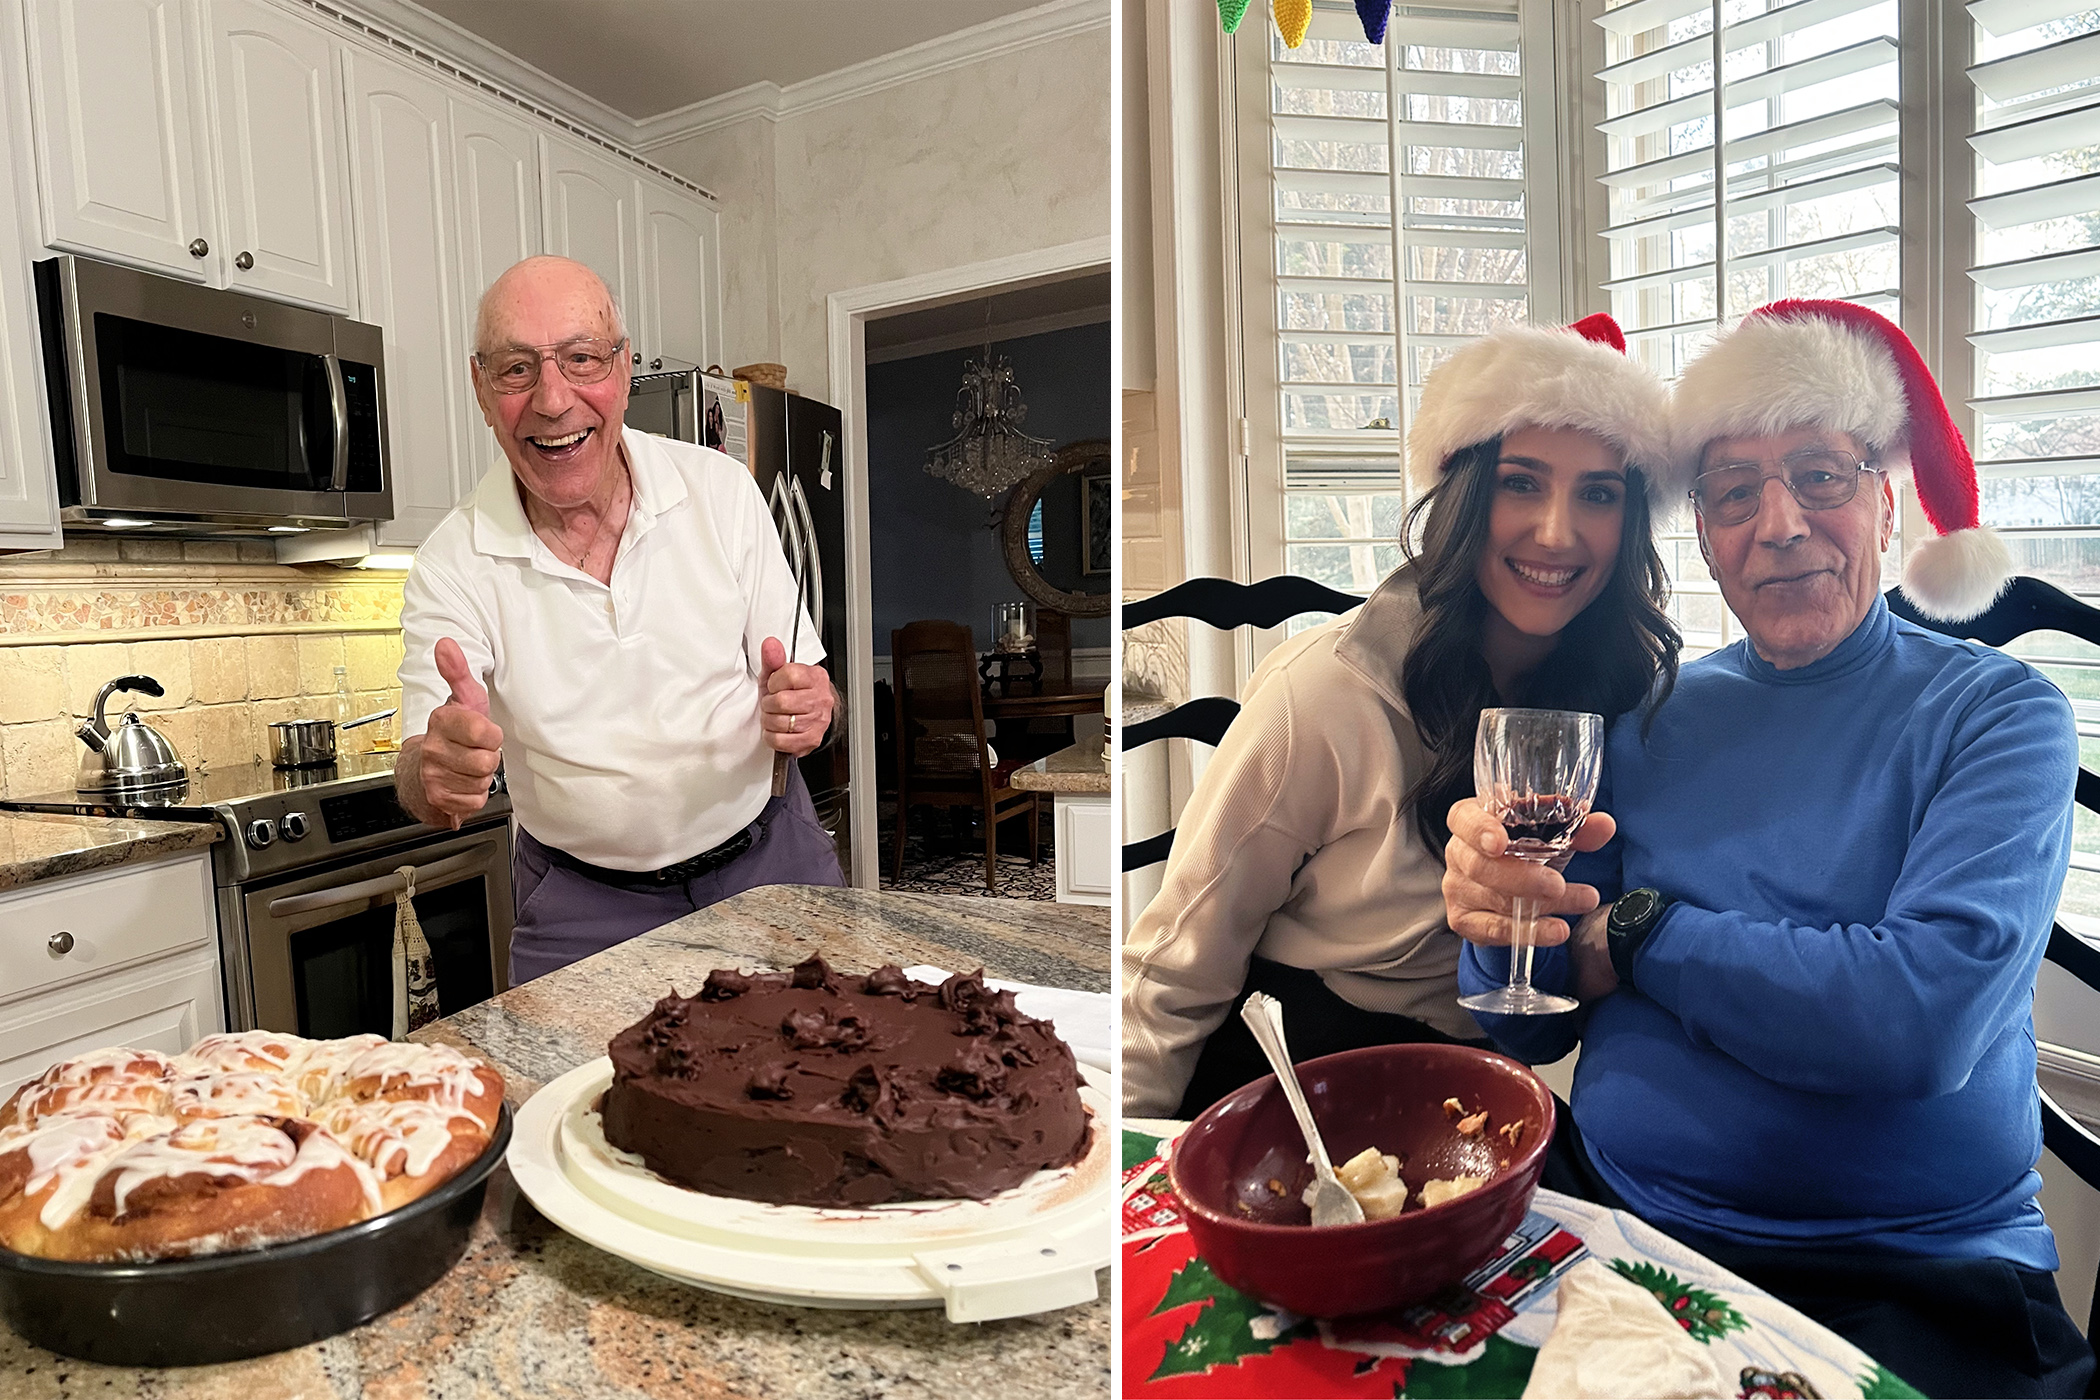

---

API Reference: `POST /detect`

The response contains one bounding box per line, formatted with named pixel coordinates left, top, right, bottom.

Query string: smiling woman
left=1120, top=316, right=1683, bottom=1122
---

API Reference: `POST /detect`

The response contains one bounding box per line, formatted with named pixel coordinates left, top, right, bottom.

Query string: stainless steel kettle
left=76, top=674, right=188, bottom=792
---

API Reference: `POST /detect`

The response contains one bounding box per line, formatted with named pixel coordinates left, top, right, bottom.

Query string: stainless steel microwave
left=34, top=255, right=391, bottom=532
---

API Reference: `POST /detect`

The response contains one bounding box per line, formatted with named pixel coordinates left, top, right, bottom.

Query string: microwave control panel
left=341, top=359, right=384, bottom=492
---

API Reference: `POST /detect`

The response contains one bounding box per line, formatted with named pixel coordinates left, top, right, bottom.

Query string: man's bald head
left=474, top=256, right=625, bottom=356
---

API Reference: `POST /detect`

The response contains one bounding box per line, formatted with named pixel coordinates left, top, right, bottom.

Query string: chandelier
left=924, top=329, right=1055, bottom=498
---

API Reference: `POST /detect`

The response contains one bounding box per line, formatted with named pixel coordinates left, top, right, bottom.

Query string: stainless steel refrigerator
left=627, top=371, right=853, bottom=882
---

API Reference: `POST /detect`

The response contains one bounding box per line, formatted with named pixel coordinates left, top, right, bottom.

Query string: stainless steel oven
left=0, top=755, right=510, bottom=1039
left=225, top=818, right=512, bottom=1038
left=34, top=254, right=391, bottom=532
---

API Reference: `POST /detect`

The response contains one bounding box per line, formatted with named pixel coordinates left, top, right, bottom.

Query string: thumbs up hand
left=414, top=638, right=504, bottom=828
left=759, top=636, right=832, bottom=758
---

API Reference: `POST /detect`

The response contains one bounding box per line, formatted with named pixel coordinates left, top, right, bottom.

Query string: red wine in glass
left=1499, top=794, right=1586, bottom=856
left=1459, top=708, right=1603, bottom=1017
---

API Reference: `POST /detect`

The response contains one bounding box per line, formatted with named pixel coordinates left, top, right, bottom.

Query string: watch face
left=1616, top=888, right=1658, bottom=928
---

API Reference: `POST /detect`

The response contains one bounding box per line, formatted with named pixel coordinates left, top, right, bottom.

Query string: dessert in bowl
left=1167, top=1042, right=1554, bottom=1318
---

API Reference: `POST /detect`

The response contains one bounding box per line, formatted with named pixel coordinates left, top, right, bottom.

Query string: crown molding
left=633, top=0, right=1110, bottom=150
left=324, top=0, right=1108, bottom=157
left=320, top=0, right=643, bottom=145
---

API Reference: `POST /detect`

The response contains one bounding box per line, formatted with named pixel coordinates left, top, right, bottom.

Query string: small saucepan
left=268, top=709, right=396, bottom=768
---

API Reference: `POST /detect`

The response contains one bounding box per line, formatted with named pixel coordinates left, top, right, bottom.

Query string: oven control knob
left=280, top=811, right=309, bottom=841
left=246, top=818, right=277, bottom=849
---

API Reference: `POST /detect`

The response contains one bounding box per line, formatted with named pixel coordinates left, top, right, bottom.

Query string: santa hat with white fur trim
left=1405, top=313, right=1674, bottom=518
left=1670, top=298, right=2011, bottom=623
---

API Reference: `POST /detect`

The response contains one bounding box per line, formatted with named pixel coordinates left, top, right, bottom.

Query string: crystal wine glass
left=1458, top=707, right=1604, bottom=1017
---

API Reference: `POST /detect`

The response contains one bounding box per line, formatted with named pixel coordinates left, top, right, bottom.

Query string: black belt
left=533, top=818, right=760, bottom=888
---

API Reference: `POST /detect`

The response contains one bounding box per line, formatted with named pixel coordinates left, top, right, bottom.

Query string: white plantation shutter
left=1963, top=3, right=2100, bottom=927
left=1237, top=0, right=1554, bottom=633
left=1592, top=0, right=1905, bottom=653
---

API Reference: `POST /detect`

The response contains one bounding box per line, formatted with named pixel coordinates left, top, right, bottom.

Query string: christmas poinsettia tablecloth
left=1121, top=1127, right=1922, bottom=1400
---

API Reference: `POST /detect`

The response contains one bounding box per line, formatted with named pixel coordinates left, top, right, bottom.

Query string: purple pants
left=507, top=763, right=844, bottom=985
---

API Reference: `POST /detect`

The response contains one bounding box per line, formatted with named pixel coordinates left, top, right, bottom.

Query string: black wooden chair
left=1887, top=575, right=2100, bottom=1344
left=1121, top=575, right=1364, bottom=872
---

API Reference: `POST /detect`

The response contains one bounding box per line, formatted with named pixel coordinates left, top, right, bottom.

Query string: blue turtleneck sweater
left=1459, top=596, right=2077, bottom=1269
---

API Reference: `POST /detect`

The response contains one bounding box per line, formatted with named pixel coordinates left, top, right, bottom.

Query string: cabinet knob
left=632, top=351, right=642, bottom=366
left=48, top=930, right=75, bottom=956
left=189, top=238, right=209, bottom=258
left=234, top=251, right=254, bottom=271
left=650, top=357, right=663, bottom=370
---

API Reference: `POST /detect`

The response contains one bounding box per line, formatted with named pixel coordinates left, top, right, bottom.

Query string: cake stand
left=507, top=1057, right=1111, bottom=1321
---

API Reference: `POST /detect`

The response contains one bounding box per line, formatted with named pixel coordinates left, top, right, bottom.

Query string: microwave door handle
left=322, top=352, right=349, bottom=491
left=264, top=848, right=481, bottom=918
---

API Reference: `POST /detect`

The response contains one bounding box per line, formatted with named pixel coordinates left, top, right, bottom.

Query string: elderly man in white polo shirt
left=394, top=255, right=839, bottom=984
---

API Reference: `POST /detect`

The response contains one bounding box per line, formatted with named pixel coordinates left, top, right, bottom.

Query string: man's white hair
left=473, top=255, right=627, bottom=354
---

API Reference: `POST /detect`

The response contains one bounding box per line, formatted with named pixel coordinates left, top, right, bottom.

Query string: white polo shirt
left=397, top=429, right=822, bottom=870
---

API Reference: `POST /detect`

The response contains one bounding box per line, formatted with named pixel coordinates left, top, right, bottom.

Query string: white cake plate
left=507, top=1056, right=1110, bottom=1321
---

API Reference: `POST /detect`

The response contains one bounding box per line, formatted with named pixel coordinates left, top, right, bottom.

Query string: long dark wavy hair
left=1398, top=437, right=1679, bottom=854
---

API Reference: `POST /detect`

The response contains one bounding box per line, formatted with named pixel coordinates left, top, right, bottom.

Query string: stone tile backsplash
left=0, top=537, right=409, bottom=798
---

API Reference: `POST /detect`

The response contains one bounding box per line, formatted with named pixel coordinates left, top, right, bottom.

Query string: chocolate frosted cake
left=599, top=956, right=1091, bottom=1207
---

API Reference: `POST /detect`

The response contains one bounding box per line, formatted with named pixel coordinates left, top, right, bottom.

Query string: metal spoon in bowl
left=1240, top=992, right=1365, bottom=1227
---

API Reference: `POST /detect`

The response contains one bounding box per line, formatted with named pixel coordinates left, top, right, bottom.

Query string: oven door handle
left=265, top=848, right=482, bottom=918
left=322, top=352, right=350, bottom=491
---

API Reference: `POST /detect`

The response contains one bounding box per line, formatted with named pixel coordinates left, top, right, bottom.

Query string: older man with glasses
left=392, top=255, right=841, bottom=985
left=1440, top=300, right=2093, bottom=1397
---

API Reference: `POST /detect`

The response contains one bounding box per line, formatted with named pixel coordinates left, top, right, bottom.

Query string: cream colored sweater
left=1121, top=574, right=1482, bottom=1116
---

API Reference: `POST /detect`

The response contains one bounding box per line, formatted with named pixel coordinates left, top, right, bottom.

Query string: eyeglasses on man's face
left=475, top=337, right=628, bottom=395
left=1690, top=448, right=1884, bottom=528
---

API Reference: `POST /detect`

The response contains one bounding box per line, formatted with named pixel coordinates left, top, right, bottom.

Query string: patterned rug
left=877, top=799, right=1059, bottom=901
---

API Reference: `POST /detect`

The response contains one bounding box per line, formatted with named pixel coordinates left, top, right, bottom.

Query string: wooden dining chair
left=890, top=620, right=1039, bottom=893
left=1121, top=575, right=1364, bottom=872
left=1886, top=575, right=2100, bottom=1344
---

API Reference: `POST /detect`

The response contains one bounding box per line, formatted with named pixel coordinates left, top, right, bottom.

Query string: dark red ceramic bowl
left=1167, top=1043, right=1554, bottom=1318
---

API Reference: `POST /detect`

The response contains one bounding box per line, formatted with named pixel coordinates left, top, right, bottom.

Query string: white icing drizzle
left=1, top=1112, right=128, bottom=1230
left=319, top=1099, right=477, bottom=1178
left=295, top=1034, right=390, bottom=1102
left=168, top=1072, right=307, bottom=1121
left=103, top=1116, right=382, bottom=1219
left=172, top=1031, right=315, bottom=1078
left=339, top=1042, right=490, bottom=1112
left=30, top=1047, right=176, bottom=1087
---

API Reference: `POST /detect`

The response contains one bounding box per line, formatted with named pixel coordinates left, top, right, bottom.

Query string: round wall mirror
left=1002, top=439, right=1109, bottom=617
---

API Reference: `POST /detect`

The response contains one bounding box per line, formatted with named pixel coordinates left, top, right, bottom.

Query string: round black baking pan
left=0, top=1104, right=511, bottom=1366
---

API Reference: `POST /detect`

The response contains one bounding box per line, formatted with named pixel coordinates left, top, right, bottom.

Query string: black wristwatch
left=1606, top=888, right=1672, bottom=985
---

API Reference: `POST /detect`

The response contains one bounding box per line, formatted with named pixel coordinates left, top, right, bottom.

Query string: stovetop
left=2, top=751, right=407, bottom=821
left=0, top=752, right=510, bottom=883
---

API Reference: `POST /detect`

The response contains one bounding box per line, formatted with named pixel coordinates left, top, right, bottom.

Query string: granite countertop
left=1009, top=736, right=1109, bottom=794
left=0, top=811, right=220, bottom=893
left=0, top=886, right=1111, bottom=1399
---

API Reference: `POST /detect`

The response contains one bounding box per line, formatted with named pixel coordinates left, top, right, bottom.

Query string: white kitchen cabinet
left=540, top=136, right=637, bottom=347
left=0, top=851, right=222, bottom=1099
left=21, top=0, right=214, bottom=282
left=206, top=0, right=353, bottom=312
left=635, top=181, right=721, bottom=373
left=345, top=50, right=469, bottom=548
left=0, top=0, right=60, bottom=548
left=452, top=92, right=541, bottom=342
left=1056, top=794, right=1112, bottom=906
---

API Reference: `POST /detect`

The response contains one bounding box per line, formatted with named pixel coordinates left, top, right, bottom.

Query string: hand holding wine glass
left=1458, top=707, right=1603, bottom=1017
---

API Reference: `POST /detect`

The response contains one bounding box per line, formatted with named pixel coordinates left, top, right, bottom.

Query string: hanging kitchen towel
left=391, top=864, right=442, bottom=1039
left=1274, top=0, right=1312, bottom=47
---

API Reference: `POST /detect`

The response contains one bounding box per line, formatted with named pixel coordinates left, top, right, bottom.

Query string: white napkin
left=1522, top=1258, right=1732, bottom=1400
left=902, top=965, right=1110, bottom=1072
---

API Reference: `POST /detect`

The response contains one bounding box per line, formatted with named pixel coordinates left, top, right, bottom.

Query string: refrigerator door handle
left=790, top=476, right=824, bottom=635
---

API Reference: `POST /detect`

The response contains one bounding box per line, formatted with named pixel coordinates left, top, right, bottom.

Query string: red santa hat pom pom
left=1671, top=299, right=2011, bottom=623
left=1404, top=313, right=1672, bottom=519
